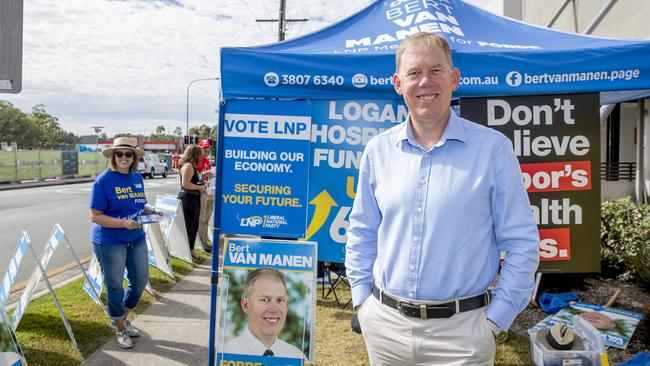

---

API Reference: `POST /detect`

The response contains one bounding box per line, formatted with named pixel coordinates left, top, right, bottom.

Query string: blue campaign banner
left=223, top=239, right=316, bottom=272
left=306, top=99, right=404, bottom=263
left=220, top=100, right=311, bottom=238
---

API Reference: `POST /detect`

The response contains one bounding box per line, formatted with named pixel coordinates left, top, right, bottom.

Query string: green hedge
left=601, top=197, right=650, bottom=286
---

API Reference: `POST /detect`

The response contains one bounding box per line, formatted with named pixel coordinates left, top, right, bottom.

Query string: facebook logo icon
left=506, top=71, right=522, bottom=87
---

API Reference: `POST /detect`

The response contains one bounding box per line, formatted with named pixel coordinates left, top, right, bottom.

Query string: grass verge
left=316, top=286, right=533, bottom=366
left=12, top=255, right=533, bottom=366
left=12, top=255, right=203, bottom=366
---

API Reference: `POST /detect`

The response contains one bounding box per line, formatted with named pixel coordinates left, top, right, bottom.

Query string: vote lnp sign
left=221, top=100, right=311, bottom=238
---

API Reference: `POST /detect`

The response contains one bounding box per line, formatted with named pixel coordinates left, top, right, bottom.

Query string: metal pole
left=636, top=100, right=646, bottom=203
left=584, top=0, right=618, bottom=34
left=208, top=94, right=225, bottom=366
left=186, top=78, right=219, bottom=137
left=546, top=0, right=572, bottom=28
left=278, top=0, right=287, bottom=41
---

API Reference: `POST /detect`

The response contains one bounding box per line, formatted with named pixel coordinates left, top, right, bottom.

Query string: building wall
left=521, top=0, right=650, bottom=39
left=518, top=0, right=650, bottom=202
left=619, top=103, right=640, bottom=163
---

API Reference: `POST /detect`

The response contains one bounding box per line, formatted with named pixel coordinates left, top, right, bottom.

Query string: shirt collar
left=244, top=325, right=279, bottom=352
left=397, top=109, right=467, bottom=149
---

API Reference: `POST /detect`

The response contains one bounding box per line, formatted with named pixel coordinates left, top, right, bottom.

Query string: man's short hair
left=243, top=268, right=287, bottom=299
left=395, top=32, right=453, bottom=72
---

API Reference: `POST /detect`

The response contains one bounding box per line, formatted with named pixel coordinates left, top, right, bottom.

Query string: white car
left=138, top=154, right=168, bottom=178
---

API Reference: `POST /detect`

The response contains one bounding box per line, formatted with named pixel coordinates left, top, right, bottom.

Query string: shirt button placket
left=408, top=154, right=429, bottom=298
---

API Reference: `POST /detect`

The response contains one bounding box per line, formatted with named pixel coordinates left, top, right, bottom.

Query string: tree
left=155, top=125, right=165, bottom=135
left=173, top=127, right=182, bottom=137
left=189, top=123, right=216, bottom=141
left=0, top=100, right=41, bottom=147
left=30, top=104, right=79, bottom=147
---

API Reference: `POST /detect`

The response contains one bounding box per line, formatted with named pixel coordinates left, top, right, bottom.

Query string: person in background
left=172, top=151, right=180, bottom=170
left=346, top=32, right=540, bottom=365
left=197, top=139, right=215, bottom=252
left=223, top=268, right=305, bottom=359
left=177, top=144, right=206, bottom=260
left=89, top=136, right=162, bottom=349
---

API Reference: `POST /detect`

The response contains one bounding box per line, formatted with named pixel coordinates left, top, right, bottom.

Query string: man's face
left=242, top=277, right=288, bottom=343
left=393, top=43, right=460, bottom=128
left=201, top=146, right=210, bottom=157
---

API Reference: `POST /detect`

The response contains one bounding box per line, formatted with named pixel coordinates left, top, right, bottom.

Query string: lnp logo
left=505, top=71, right=522, bottom=87
left=238, top=215, right=263, bottom=227
left=352, top=73, right=368, bottom=88
left=263, top=72, right=280, bottom=87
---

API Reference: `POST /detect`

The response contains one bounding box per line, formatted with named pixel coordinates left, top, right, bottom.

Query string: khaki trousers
left=198, top=193, right=215, bottom=245
left=357, top=295, right=496, bottom=366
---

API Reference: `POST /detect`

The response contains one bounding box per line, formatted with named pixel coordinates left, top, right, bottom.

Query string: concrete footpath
left=83, top=261, right=214, bottom=366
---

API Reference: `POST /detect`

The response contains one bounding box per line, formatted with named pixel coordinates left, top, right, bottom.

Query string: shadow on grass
left=16, top=311, right=115, bottom=360
left=21, top=347, right=82, bottom=366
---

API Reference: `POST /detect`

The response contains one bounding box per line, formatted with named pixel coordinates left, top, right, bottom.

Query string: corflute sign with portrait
left=460, top=93, right=600, bottom=272
left=217, top=237, right=316, bottom=366
left=220, top=100, right=311, bottom=238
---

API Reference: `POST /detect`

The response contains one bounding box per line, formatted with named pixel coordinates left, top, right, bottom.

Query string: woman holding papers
left=89, top=136, right=161, bottom=349
left=177, top=144, right=207, bottom=260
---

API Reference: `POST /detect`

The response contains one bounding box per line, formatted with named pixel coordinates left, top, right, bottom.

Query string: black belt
left=372, top=285, right=490, bottom=320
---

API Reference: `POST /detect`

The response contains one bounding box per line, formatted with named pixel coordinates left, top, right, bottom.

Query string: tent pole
left=546, top=0, right=572, bottom=28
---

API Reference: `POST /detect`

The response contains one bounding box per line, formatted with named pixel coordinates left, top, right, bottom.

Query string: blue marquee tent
left=221, top=0, right=650, bottom=102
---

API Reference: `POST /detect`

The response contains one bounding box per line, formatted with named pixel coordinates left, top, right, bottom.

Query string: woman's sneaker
left=116, top=330, right=133, bottom=349
left=111, top=319, right=140, bottom=337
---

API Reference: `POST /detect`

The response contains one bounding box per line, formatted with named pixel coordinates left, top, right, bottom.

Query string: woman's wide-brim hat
left=102, top=136, right=145, bottom=159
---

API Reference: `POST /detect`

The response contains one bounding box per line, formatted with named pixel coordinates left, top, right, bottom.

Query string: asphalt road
left=0, top=175, right=181, bottom=284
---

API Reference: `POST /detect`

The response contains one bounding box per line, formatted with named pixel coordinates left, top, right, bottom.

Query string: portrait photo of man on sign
left=222, top=268, right=307, bottom=359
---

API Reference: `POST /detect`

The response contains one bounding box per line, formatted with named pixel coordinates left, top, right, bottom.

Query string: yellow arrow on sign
left=304, top=190, right=337, bottom=240
left=346, top=176, right=356, bottom=199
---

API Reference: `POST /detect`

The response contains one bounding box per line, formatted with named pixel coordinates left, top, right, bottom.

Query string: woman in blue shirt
left=89, top=136, right=160, bottom=349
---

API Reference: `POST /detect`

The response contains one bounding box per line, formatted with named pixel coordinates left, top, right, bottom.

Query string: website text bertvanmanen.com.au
left=459, top=69, right=641, bottom=86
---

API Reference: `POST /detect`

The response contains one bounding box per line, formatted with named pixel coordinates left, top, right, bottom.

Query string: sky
left=1, top=0, right=498, bottom=138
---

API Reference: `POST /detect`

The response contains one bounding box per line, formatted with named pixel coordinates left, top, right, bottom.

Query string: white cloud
left=3, top=0, right=372, bottom=137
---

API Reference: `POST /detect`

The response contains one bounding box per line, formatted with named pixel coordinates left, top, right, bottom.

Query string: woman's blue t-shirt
left=90, top=170, right=147, bottom=245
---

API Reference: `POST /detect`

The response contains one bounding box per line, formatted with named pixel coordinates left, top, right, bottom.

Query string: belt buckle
left=419, top=304, right=427, bottom=320
left=396, top=301, right=430, bottom=320
left=396, top=299, right=406, bottom=317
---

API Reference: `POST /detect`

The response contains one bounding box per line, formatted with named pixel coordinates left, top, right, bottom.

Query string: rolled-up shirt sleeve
left=485, top=138, right=540, bottom=329
left=346, top=146, right=381, bottom=308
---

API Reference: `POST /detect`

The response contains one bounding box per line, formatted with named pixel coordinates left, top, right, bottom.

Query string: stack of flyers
left=530, top=301, right=642, bottom=349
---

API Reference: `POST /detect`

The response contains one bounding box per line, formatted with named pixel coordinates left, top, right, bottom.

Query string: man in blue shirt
left=346, top=32, right=540, bottom=365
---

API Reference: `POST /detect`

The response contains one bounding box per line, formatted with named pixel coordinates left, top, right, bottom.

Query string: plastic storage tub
left=528, top=316, right=609, bottom=366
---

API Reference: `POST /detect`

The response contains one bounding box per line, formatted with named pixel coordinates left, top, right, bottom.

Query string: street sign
left=0, top=1, right=23, bottom=94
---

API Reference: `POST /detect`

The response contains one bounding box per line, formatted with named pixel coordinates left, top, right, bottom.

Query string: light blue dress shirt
left=345, top=110, right=540, bottom=329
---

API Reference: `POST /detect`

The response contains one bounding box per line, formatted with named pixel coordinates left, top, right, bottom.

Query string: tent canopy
left=221, top=0, right=650, bottom=102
